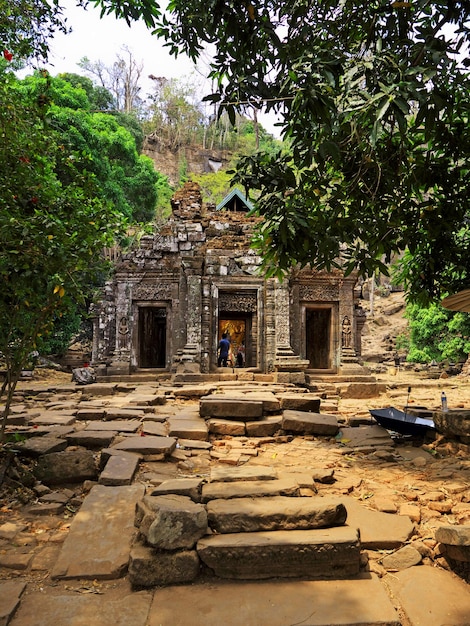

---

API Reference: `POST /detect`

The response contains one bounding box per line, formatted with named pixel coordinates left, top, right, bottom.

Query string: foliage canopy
left=93, top=0, right=470, bottom=304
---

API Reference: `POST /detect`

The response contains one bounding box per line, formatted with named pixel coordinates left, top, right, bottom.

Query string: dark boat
left=369, top=407, right=435, bottom=437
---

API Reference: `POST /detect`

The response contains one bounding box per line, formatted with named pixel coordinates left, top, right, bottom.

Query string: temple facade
left=92, top=182, right=367, bottom=381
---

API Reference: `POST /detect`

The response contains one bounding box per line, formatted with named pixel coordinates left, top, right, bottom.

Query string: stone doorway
left=305, top=307, right=333, bottom=369
left=218, top=315, right=252, bottom=367
left=138, top=307, right=167, bottom=368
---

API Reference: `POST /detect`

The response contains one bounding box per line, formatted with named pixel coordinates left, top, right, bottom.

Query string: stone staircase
left=129, top=466, right=362, bottom=586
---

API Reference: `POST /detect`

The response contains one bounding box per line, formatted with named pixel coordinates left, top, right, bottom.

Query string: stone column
left=178, top=274, right=202, bottom=367
left=274, top=279, right=309, bottom=375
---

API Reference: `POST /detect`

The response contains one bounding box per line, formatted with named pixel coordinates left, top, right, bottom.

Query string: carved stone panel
left=219, top=291, right=257, bottom=312
left=133, top=283, right=173, bottom=301
left=299, top=284, right=339, bottom=301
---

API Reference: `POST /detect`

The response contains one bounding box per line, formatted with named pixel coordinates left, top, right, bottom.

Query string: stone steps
left=197, top=526, right=361, bottom=580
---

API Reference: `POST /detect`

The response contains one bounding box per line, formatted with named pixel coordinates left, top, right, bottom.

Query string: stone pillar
left=264, top=280, right=277, bottom=372
left=176, top=274, right=202, bottom=370
left=200, top=278, right=212, bottom=373
left=110, top=282, right=131, bottom=374
left=274, top=279, right=309, bottom=374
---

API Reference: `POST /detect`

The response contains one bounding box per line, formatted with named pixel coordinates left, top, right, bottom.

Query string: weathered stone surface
left=25, top=502, right=65, bottom=515
left=129, top=543, right=200, bottom=587
left=76, top=407, right=106, bottom=420
left=151, top=478, right=204, bottom=502
left=210, top=465, right=278, bottom=483
left=85, top=420, right=141, bottom=433
left=385, top=565, right=470, bottom=626
left=206, top=418, right=246, bottom=436
left=0, top=553, right=33, bottom=570
left=200, top=398, right=263, bottom=420
left=282, top=410, right=339, bottom=436
left=178, top=438, right=212, bottom=450
left=142, top=421, right=167, bottom=436
left=0, top=580, right=26, bottom=626
left=135, top=494, right=208, bottom=550
left=168, top=417, right=208, bottom=440
left=147, top=577, right=400, bottom=626
left=99, top=447, right=142, bottom=470
left=279, top=394, right=321, bottom=412
left=243, top=391, right=281, bottom=413
left=245, top=416, right=283, bottom=437
left=342, top=498, right=414, bottom=549
left=10, top=589, right=152, bottom=626
left=104, top=408, right=146, bottom=420
left=207, top=496, right=347, bottom=533
left=197, top=527, right=361, bottom=579
left=16, top=435, right=67, bottom=456
left=99, top=453, right=140, bottom=486
left=52, top=484, right=145, bottom=580
left=338, top=425, right=393, bottom=447
left=29, top=412, right=76, bottom=426
left=433, top=409, right=470, bottom=440
left=112, top=435, right=176, bottom=456
left=381, top=545, right=422, bottom=570
left=201, top=478, right=302, bottom=503
left=81, top=383, right=117, bottom=396
left=34, top=448, right=98, bottom=485
left=312, top=467, right=335, bottom=484
left=65, top=430, right=117, bottom=448
left=435, top=524, right=470, bottom=546
left=339, top=382, right=387, bottom=399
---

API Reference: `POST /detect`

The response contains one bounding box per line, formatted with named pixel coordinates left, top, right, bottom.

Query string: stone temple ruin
left=92, top=182, right=369, bottom=382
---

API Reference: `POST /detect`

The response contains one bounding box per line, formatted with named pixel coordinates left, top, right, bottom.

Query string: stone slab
left=201, top=477, right=302, bottom=503
left=206, top=418, right=246, bottom=436
left=151, top=478, right=204, bottom=502
left=168, top=417, right=208, bottom=440
left=279, top=394, right=321, bottom=412
left=200, top=398, right=263, bottom=420
left=9, top=589, right=152, bottom=626
left=76, top=407, right=106, bottom=420
left=384, top=565, right=470, bottom=625
left=197, top=527, right=361, bottom=579
left=338, top=425, right=393, bottom=447
left=245, top=416, right=283, bottom=437
left=99, top=453, right=140, bottom=486
left=282, top=410, right=339, bottom=436
left=210, top=465, right=278, bottom=483
left=342, top=497, right=414, bottom=549
left=51, top=484, right=145, bottom=580
left=112, top=436, right=177, bottom=456
left=207, top=496, right=347, bottom=533
left=85, top=420, right=141, bottom=433
left=147, top=577, right=400, bottom=626
left=0, top=580, right=26, bottom=626
left=142, top=421, right=167, bottom=436
left=65, top=431, right=117, bottom=448
left=29, top=413, right=76, bottom=426
left=104, top=408, right=146, bottom=420
left=16, top=436, right=67, bottom=456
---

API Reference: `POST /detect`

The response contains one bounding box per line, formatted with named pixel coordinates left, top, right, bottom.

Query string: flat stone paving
left=51, top=484, right=145, bottom=580
left=2, top=377, right=470, bottom=626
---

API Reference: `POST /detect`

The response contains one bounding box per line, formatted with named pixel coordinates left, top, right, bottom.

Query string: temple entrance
left=218, top=314, right=252, bottom=367
left=305, top=307, right=332, bottom=369
left=139, top=307, right=167, bottom=368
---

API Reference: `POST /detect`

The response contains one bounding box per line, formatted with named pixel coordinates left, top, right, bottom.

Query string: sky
left=34, top=0, right=281, bottom=136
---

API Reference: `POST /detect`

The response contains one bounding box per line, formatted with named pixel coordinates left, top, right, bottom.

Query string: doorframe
left=133, top=301, right=171, bottom=370
left=211, top=283, right=263, bottom=371
left=301, top=302, right=339, bottom=373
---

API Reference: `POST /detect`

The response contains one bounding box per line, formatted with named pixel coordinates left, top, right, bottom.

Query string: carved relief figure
left=342, top=315, right=352, bottom=348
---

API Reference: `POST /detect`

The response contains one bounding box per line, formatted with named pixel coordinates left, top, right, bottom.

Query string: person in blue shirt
left=217, top=333, right=230, bottom=367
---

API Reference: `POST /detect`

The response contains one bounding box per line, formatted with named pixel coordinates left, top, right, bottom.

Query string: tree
left=405, top=304, right=470, bottom=364
left=79, top=47, right=144, bottom=114
left=0, top=63, right=125, bottom=441
left=93, top=0, right=470, bottom=304
left=0, top=0, right=68, bottom=61
left=19, top=71, right=163, bottom=223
